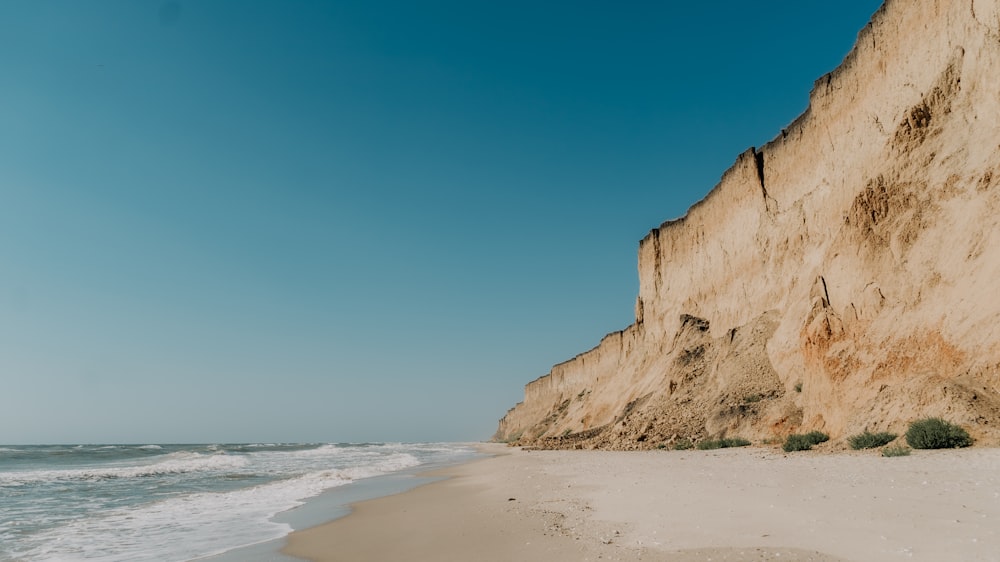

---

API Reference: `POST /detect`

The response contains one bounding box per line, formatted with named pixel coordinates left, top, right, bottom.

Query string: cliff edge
left=496, top=0, right=1000, bottom=449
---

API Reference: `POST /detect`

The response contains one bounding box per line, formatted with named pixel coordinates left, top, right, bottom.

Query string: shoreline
left=282, top=444, right=1000, bottom=562
left=200, top=445, right=483, bottom=562
left=199, top=470, right=445, bottom=562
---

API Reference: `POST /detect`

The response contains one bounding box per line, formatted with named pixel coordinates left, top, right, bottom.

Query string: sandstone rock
left=496, top=0, right=1000, bottom=449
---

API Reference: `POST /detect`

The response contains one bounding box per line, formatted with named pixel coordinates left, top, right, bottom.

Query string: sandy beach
left=283, top=443, right=1000, bottom=562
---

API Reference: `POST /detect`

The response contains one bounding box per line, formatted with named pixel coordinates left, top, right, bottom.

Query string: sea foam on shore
left=0, top=442, right=476, bottom=561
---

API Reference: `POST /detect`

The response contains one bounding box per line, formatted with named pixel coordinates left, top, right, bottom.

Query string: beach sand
left=283, top=444, right=1000, bottom=561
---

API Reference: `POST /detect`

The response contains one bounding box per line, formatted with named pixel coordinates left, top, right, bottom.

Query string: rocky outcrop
left=496, top=0, right=1000, bottom=449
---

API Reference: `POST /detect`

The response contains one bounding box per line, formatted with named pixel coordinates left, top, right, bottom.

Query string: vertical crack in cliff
left=753, top=148, right=766, bottom=191
left=651, top=228, right=663, bottom=295
left=754, top=148, right=776, bottom=213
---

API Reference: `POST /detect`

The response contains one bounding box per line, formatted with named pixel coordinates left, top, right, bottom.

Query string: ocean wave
left=340, top=452, right=421, bottom=480
left=11, top=469, right=356, bottom=562
left=136, top=445, right=162, bottom=450
left=1, top=443, right=474, bottom=561
left=0, top=452, right=248, bottom=486
left=225, top=443, right=323, bottom=454
left=285, top=444, right=345, bottom=457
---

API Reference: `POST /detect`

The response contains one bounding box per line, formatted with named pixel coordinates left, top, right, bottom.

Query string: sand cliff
left=496, top=0, right=1000, bottom=449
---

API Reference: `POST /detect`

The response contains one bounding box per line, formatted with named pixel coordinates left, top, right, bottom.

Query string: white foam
left=12, top=469, right=351, bottom=562
left=340, top=453, right=421, bottom=480
left=286, top=443, right=345, bottom=457
left=3, top=443, right=473, bottom=562
left=137, top=445, right=163, bottom=450
left=11, top=453, right=425, bottom=562
left=0, top=452, right=247, bottom=486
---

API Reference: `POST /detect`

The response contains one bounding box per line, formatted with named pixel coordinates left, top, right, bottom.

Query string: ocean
left=0, top=442, right=478, bottom=561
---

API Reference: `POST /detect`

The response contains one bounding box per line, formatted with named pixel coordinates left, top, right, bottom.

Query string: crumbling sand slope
left=496, top=0, right=1000, bottom=449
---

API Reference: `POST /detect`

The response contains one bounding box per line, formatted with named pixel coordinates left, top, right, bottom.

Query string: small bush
left=743, top=394, right=763, bottom=404
left=882, top=445, right=912, bottom=457
left=794, top=382, right=803, bottom=392
left=804, top=431, right=829, bottom=444
left=905, top=418, right=973, bottom=449
left=673, top=438, right=693, bottom=450
left=782, top=431, right=829, bottom=452
left=696, top=437, right=752, bottom=450
left=782, top=434, right=815, bottom=452
left=848, top=431, right=897, bottom=450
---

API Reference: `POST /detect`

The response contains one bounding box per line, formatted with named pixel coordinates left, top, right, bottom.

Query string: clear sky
left=0, top=1, right=884, bottom=444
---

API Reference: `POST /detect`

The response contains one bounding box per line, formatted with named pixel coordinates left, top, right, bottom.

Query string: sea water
left=0, top=442, right=477, bottom=561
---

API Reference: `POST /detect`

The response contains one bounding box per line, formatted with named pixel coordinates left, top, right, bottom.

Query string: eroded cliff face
left=496, top=0, right=1000, bottom=449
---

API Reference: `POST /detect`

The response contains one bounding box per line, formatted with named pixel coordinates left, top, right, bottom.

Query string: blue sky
left=0, top=1, right=883, bottom=444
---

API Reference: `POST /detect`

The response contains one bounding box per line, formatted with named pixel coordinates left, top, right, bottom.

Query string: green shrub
left=673, top=438, right=693, bottom=450
left=794, top=382, right=803, bottom=392
left=696, top=437, right=751, bottom=450
left=905, top=418, right=973, bottom=449
left=804, top=431, right=829, bottom=444
left=782, top=431, right=829, bottom=452
left=782, top=434, right=815, bottom=452
left=848, top=431, right=897, bottom=450
left=882, top=445, right=911, bottom=457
